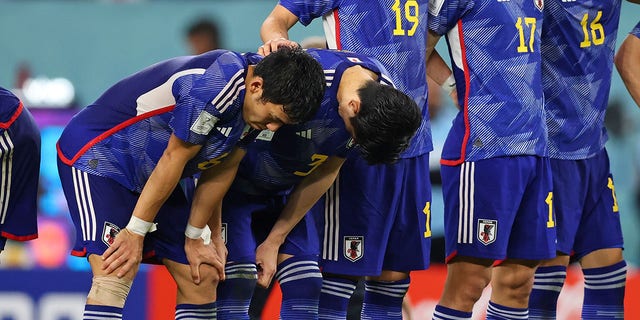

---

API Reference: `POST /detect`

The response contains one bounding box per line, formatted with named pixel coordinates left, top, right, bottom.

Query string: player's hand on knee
left=101, top=228, right=144, bottom=278
left=185, top=237, right=225, bottom=285
left=255, top=240, right=279, bottom=288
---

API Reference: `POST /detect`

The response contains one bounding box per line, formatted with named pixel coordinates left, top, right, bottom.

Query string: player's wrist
left=126, top=216, right=155, bottom=237
left=442, top=74, right=456, bottom=95
left=185, top=223, right=206, bottom=240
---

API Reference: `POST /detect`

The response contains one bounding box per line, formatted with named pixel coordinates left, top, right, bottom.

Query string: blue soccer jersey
left=0, top=87, right=40, bottom=246
left=632, top=21, right=640, bottom=38
left=57, top=50, right=255, bottom=192
left=279, top=0, right=432, bottom=157
left=429, top=0, right=547, bottom=165
left=233, top=49, right=392, bottom=195
left=542, top=0, right=621, bottom=160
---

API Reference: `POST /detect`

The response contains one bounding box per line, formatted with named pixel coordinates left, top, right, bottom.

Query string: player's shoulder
left=0, top=87, right=22, bottom=124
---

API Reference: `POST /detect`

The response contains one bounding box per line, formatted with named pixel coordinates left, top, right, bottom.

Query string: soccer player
left=426, top=1, right=556, bottom=319
left=616, top=20, right=640, bottom=108
left=0, top=87, right=40, bottom=254
left=259, top=2, right=434, bottom=318
left=56, top=46, right=325, bottom=319
left=216, top=48, right=421, bottom=320
left=528, top=1, right=636, bottom=318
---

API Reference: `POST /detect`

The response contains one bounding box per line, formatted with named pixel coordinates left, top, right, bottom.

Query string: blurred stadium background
left=0, top=1, right=639, bottom=319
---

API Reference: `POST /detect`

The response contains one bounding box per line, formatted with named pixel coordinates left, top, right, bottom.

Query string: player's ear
left=248, top=76, right=264, bottom=93
left=346, top=99, right=360, bottom=117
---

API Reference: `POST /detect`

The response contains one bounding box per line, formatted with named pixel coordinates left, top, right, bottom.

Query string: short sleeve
left=278, top=0, right=340, bottom=26
left=428, top=0, right=474, bottom=36
left=170, top=52, right=247, bottom=146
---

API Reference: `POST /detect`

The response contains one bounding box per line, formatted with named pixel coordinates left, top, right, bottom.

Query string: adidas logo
left=296, top=129, right=312, bottom=139
left=216, top=127, right=232, bottom=137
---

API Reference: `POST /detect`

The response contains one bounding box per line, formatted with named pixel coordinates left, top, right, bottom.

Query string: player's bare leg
left=83, top=254, right=138, bottom=319
left=438, top=257, right=493, bottom=313
left=165, top=258, right=218, bottom=319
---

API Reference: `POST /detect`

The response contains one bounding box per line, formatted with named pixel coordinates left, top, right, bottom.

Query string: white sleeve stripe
left=0, top=131, right=14, bottom=224
left=211, top=69, right=245, bottom=113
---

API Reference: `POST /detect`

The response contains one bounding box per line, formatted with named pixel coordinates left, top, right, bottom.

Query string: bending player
left=56, top=46, right=324, bottom=319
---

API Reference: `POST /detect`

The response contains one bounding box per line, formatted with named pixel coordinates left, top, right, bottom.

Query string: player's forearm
left=189, top=147, right=245, bottom=229
left=132, top=136, right=199, bottom=223
left=615, top=35, right=640, bottom=107
left=427, top=50, right=453, bottom=87
left=265, top=156, right=345, bottom=245
left=260, top=4, right=298, bottom=42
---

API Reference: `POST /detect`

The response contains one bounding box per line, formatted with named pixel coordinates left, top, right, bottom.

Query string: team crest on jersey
left=347, top=57, right=362, bottom=64
left=344, top=236, right=364, bottom=262
left=478, top=219, right=497, bottom=245
left=221, top=223, right=227, bottom=245
left=102, top=222, right=121, bottom=247
left=190, top=111, right=218, bottom=135
left=534, top=0, right=544, bottom=11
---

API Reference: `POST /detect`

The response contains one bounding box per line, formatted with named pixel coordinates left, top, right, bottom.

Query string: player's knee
left=199, top=263, right=222, bottom=285
left=87, top=275, right=133, bottom=308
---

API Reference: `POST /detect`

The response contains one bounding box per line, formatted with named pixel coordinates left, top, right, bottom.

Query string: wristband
left=442, top=74, right=456, bottom=95
left=126, top=216, right=155, bottom=236
left=185, top=223, right=205, bottom=240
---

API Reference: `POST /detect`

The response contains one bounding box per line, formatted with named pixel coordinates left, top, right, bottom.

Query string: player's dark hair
left=351, top=81, right=422, bottom=164
left=254, top=46, right=325, bottom=123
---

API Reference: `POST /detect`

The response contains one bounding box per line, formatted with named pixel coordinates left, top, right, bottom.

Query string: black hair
left=351, top=81, right=422, bottom=164
left=253, top=46, right=325, bottom=123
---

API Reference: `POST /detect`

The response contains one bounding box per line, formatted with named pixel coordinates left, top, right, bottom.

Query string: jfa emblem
left=344, top=236, right=364, bottom=262
left=478, top=219, right=497, bottom=245
left=102, top=222, right=121, bottom=247
left=221, top=223, right=227, bottom=245
left=534, top=0, right=544, bottom=11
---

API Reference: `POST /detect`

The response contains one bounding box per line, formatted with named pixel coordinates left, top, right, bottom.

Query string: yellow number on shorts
left=580, top=11, right=605, bottom=48
left=197, top=152, right=230, bottom=170
left=294, top=153, right=329, bottom=177
left=423, top=202, right=432, bottom=238
left=545, top=192, right=555, bottom=228
left=515, top=17, right=537, bottom=53
left=392, top=0, right=420, bottom=36
left=607, top=177, right=619, bottom=213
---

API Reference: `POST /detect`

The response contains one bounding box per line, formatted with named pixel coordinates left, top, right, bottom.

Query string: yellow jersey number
left=545, top=192, right=555, bottom=228
left=294, top=154, right=329, bottom=177
left=197, top=152, right=230, bottom=170
left=607, top=177, right=619, bottom=213
left=516, top=17, right=537, bottom=53
left=392, top=0, right=419, bottom=36
left=423, top=202, right=431, bottom=238
left=580, top=11, right=604, bottom=48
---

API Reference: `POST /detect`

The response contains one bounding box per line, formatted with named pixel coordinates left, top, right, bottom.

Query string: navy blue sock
left=582, top=260, right=626, bottom=319
left=529, top=265, right=567, bottom=319
left=318, top=276, right=358, bottom=319
left=276, top=255, right=323, bottom=320
left=216, top=262, right=257, bottom=320
left=432, top=305, right=472, bottom=320
left=486, top=301, right=528, bottom=319
left=83, top=304, right=123, bottom=320
left=360, top=278, right=410, bottom=320
left=175, top=302, right=216, bottom=320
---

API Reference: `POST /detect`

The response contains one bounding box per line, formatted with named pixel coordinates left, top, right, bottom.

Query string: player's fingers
left=213, top=256, right=225, bottom=281
left=256, top=264, right=273, bottom=288
left=190, top=262, right=201, bottom=285
left=116, top=259, right=133, bottom=278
